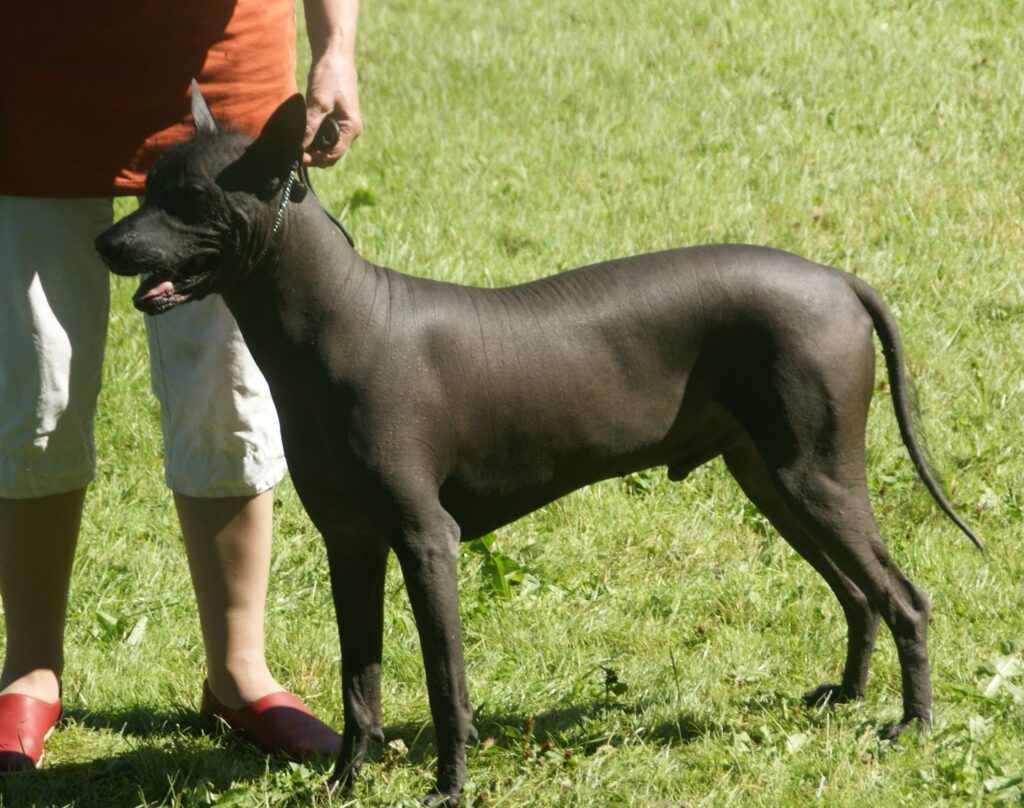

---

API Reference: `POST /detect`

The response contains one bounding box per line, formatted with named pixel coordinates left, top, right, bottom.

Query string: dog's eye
left=181, top=184, right=207, bottom=203
left=165, top=184, right=210, bottom=223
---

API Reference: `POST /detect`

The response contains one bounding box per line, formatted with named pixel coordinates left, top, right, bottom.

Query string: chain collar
left=251, top=162, right=354, bottom=269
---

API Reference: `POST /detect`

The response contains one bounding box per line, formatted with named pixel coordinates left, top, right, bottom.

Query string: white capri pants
left=0, top=196, right=286, bottom=499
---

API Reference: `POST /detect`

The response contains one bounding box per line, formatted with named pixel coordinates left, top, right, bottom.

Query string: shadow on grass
left=64, top=703, right=208, bottom=737
left=0, top=706, right=335, bottom=808
left=0, top=699, right=716, bottom=806
left=483, top=700, right=713, bottom=749
left=376, top=697, right=718, bottom=767
left=0, top=744, right=321, bottom=808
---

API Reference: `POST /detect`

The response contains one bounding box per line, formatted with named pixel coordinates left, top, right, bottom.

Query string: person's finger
left=304, top=114, right=361, bottom=167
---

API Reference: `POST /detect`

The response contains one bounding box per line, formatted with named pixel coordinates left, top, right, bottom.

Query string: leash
left=299, top=117, right=355, bottom=247
left=256, top=117, right=354, bottom=267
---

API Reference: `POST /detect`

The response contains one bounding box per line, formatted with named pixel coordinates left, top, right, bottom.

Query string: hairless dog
left=97, top=86, right=981, bottom=805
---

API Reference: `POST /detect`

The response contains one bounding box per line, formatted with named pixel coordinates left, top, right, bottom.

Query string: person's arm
left=302, top=0, right=362, bottom=166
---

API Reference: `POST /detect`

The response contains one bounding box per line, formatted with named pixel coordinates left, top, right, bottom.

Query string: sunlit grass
left=2, top=1, right=1021, bottom=805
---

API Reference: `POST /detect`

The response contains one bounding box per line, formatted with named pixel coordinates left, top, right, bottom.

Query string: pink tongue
left=136, top=279, right=176, bottom=301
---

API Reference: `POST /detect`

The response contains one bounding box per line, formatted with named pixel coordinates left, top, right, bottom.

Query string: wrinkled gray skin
left=96, top=89, right=982, bottom=805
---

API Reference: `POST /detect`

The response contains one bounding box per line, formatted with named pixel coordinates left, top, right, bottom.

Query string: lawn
left=2, top=0, right=1022, bottom=805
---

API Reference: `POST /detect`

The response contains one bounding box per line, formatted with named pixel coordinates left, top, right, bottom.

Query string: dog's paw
left=803, top=683, right=842, bottom=707
left=328, top=754, right=362, bottom=798
left=420, top=789, right=460, bottom=807
left=879, top=714, right=930, bottom=742
left=803, top=683, right=859, bottom=707
left=325, top=773, right=353, bottom=799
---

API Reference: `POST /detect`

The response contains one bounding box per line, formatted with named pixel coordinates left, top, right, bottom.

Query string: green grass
left=3, top=0, right=1023, bottom=805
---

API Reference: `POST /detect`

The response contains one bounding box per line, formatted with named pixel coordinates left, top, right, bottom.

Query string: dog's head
left=96, top=82, right=307, bottom=314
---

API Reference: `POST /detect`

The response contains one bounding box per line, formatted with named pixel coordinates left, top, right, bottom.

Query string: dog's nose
left=95, top=228, right=131, bottom=271
left=94, top=229, right=117, bottom=258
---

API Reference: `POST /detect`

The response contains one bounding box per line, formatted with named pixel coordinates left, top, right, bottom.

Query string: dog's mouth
left=132, top=269, right=214, bottom=315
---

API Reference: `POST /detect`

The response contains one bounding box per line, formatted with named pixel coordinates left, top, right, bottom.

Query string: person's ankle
left=206, top=660, right=281, bottom=709
left=0, top=668, right=61, bottom=703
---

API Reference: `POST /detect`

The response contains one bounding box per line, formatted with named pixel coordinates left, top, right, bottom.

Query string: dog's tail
left=846, top=274, right=984, bottom=552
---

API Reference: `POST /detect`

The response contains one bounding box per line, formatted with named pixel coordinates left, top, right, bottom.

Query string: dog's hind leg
left=324, top=534, right=390, bottom=791
left=718, top=293, right=931, bottom=735
left=724, top=443, right=880, bottom=705
left=752, top=447, right=932, bottom=737
left=389, top=501, right=476, bottom=806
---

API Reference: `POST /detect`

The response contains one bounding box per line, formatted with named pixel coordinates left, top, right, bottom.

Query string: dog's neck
left=222, top=193, right=387, bottom=385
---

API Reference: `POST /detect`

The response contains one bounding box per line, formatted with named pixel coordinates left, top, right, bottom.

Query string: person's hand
left=303, top=48, right=362, bottom=167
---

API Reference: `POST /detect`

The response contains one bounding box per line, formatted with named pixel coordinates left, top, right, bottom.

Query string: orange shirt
left=0, top=0, right=297, bottom=197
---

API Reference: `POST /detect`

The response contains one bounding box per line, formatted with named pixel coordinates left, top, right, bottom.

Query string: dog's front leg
left=392, top=506, right=475, bottom=806
left=324, top=534, right=390, bottom=794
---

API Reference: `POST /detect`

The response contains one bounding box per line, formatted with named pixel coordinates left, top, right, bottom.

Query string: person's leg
left=174, top=489, right=279, bottom=707
left=0, top=195, right=112, bottom=766
left=146, top=290, right=337, bottom=757
left=0, top=490, right=85, bottom=702
left=146, top=293, right=288, bottom=707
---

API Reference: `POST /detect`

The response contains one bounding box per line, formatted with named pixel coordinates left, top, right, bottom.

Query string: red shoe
left=0, top=693, right=62, bottom=772
left=201, top=681, right=340, bottom=760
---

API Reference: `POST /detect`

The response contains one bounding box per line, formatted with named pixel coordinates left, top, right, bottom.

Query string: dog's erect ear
left=191, top=80, right=219, bottom=134
left=220, top=94, right=306, bottom=198
left=249, top=93, right=307, bottom=172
